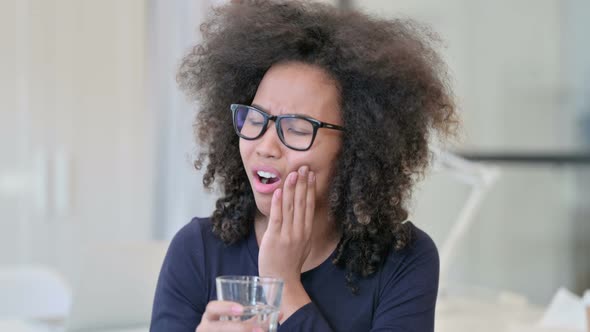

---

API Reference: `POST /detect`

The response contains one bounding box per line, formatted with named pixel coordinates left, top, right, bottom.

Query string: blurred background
left=0, top=0, right=588, bottom=331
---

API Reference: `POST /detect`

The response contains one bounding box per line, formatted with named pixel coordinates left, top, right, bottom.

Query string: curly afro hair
left=177, top=0, right=458, bottom=294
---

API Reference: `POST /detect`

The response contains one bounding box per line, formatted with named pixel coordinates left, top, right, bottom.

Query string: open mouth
left=256, top=170, right=280, bottom=185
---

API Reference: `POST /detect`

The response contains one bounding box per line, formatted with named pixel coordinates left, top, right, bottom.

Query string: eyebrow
left=251, top=103, right=315, bottom=119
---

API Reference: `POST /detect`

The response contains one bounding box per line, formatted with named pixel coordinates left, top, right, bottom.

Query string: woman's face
left=239, top=62, right=343, bottom=217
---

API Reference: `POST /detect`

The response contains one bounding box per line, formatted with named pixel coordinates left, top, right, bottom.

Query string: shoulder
left=166, top=217, right=218, bottom=260
left=369, top=223, right=439, bottom=329
left=152, top=217, right=214, bottom=323
left=403, top=222, right=438, bottom=263
left=380, top=222, right=439, bottom=287
left=171, top=217, right=215, bottom=245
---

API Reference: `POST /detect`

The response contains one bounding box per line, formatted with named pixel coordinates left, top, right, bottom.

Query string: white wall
left=148, top=0, right=219, bottom=240
left=562, top=0, right=590, bottom=295
left=0, top=0, right=154, bottom=283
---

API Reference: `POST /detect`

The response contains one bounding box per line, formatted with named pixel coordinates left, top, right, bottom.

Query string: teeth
left=257, top=170, right=277, bottom=179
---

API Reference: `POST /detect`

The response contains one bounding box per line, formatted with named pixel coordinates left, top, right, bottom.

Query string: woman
left=151, top=1, right=457, bottom=331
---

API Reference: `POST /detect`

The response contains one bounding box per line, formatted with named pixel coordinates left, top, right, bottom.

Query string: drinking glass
left=215, top=276, right=284, bottom=332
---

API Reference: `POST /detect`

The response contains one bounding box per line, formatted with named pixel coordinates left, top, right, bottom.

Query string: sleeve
left=150, top=218, right=209, bottom=332
left=278, top=302, right=335, bottom=332
left=370, top=231, right=440, bottom=332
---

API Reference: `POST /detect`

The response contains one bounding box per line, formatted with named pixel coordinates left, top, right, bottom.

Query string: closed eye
left=248, top=119, right=265, bottom=126
left=287, top=127, right=312, bottom=136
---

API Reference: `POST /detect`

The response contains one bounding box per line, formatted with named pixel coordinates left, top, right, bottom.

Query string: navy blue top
left=150, top=217, right=439, bottom=331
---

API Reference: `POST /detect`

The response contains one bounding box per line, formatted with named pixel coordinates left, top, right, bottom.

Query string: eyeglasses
left=230, top=104, right=344, bottom=151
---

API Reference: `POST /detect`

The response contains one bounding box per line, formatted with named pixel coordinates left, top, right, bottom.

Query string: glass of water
left=216, top=276, right=284, bottom=332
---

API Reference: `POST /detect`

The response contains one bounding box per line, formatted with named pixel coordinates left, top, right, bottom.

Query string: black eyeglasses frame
left=230, top=104, right=345, bottom=151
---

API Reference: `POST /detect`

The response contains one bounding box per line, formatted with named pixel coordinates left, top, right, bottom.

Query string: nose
left=255, top=123, right=283, bottom=159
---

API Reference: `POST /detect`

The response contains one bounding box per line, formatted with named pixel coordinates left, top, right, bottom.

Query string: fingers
left=201, top=321, right=258, bottom=332
left=203, top=301, right=244, bottom=321
left=292, top=166, right=309, bottom=238
left=281, top=171, right=297, bottom=235
left=200, top=302, right=261, bottom=332
left=304, top=171, right=315, bottom=235
left=267, top=188, right=282, bottom=235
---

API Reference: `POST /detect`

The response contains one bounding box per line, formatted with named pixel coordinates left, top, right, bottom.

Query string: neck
left=254, top=204, right=341, bottom=272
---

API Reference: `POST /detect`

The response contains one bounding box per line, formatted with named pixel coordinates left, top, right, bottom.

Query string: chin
left=253, top=195, right=271, bottom=217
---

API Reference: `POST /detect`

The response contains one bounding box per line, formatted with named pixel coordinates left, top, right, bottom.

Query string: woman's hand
left=258, top=165, right=316, bottom=283
left=258, top=166, right=316, bottom=322
left=196, top=301, right=261, bottom=332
